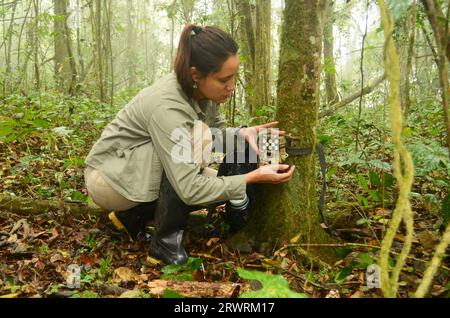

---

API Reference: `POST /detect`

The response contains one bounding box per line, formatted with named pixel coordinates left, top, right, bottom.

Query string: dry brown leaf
left=325, top=289, right=340, bottom=298
left=206, top=237, right=220, bottom=247
left=113, top=267, right=148, bottom=284
left=50, top=254, right=64, bottom=263
left=350, top=290, right=364, bottom=298
left=417, top=231, right=440, bottom=249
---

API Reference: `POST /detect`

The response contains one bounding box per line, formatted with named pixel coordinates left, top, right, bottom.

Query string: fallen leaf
left=7, top=234, right=18, bottom=243
left=0, top=293, right=20, bottom=298
left=113, top=267, right=147, bottom=283
left=50, top=254, right=64, bottom=263
left=350, top=290, right=364, bottom=298
left=119, top=290, right=142, bottom=298
left=146, top=256, right=161, bottom=265
left=417, top=231, right=440, bottom=249
left=290, top=233, right=301, bottom=244
left=325, top=289, right=340, bottom=298
left=206, top=237, right=220, bottom=247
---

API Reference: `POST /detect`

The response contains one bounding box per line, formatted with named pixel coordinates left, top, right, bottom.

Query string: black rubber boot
left=149, top=173, right=192, bottom=265
left=218, top=143, right=258, bottom=233
left=108, top=201, right=157, bottom=242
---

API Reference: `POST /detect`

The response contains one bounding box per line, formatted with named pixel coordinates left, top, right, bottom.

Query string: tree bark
left=104, top=0, right=114, bottom=106
left=54, top=0, right=75, bottom=94
left=421, top=0, right=450, bottom=157
left=91, top=0, right=105, bottom=102
left=5, top=0, right=19, bottom=95
left=246, top=0, right=336, bottom=264
left=254, top=0, right=272, bottom=116
left=404, top=2, right=417, bottom=117
left=126, top=0, right=137, bottom=89
left=235, top=0, right=256, bottom=115
left=421, top=0, right=450, bottom=63
left=32, top=0, right=41, bottom=91
left=323, top=1, right=339, bottom=105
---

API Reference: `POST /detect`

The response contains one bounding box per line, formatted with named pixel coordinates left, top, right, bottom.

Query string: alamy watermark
left=66, top=264, right=81, bottom=289
left=366, top=264, right=381, bottom=289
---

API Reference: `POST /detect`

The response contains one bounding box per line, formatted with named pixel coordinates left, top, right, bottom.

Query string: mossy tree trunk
left=244, top=0, right=336, bottom=263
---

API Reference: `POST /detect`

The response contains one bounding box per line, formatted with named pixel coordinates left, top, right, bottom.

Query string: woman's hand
left=238, top=121, right=286, bottom=155
left=244, top=164, right=295, bottom=184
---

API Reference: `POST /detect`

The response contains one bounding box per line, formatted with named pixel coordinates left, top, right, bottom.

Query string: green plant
left=237, top=268, right=308, bottom=298
left=160, top=257, right=203, bottom=281
left=99, top=257, right=111, bottom=278
left=84, top=233, right=98, bottom=250
left=70, top=290, right=99, bottom=298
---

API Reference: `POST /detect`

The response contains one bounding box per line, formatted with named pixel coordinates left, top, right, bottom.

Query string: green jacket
left=85, top=73, right=246, bottom=205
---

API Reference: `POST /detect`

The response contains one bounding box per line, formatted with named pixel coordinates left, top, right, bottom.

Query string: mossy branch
left=377, top=0, right=416, bottom=298
left=414, top=222, right=450, bottom=298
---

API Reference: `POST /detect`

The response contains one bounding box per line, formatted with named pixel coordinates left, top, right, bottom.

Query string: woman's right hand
left=244, top=164, right=295, bottom=184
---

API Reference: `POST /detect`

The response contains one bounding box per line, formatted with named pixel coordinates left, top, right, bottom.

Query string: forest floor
left=0, top=94, right=449, bottom=298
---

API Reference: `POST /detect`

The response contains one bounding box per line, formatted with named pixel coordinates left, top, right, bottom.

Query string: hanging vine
left=377, top=0, right=415, bottom=298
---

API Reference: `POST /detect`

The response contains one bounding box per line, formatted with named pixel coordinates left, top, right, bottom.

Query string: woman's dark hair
left=175, top=24, right=239, bottom=99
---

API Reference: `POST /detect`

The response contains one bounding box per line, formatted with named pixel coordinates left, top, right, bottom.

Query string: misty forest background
left=0, top=0, right=449, bottom=298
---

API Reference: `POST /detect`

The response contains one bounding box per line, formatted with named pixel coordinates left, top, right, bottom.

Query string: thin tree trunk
left=235, top=0, right=256, bottom=114
left=126, top=0, right=137, bottom=89
left=254, top=0, right=271, bottom=117
left=5, top=0, right=19, bottom=94
left=421, top=0, right=450, bottom=63
left=323, top=1, right=339, bottom=105
left=16, top=0, right=32, bottom=91
left=144, top=0, right=150, bottom=83
left=33, top=0, right=40, bottom=91
left=91, top=0, right=105, bottom=102
left=75, top=0, right=85, bottom=85
left=105, top=0, right=114, bottom=106
left=422, top=0, right=450, bottom=157
left=404, top=2, right=417, bottom=117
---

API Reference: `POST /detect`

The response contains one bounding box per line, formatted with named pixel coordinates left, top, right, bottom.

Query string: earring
left=193, top=82, right=198, bottom=89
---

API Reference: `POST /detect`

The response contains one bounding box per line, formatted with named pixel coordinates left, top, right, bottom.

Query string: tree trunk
left=32, top=0, right=40, bottom=91
left=422, top=0, right=450, bottom=157
left=404, top=2, right=417, bottom=117
left=126, top=0, right=137, bottom=89
left=421, top=0, right=450, bottom=63
left=254, top=0, right=272, bottom=116
left=5, top=0, right=19, bottom=95
left=323, top=1, right=339, bottom=105
left=16, top=0, right=32, bottom=91
left=93, top=0, right=105, bottom=102
left=105, top=0, right=114, bottom=106
left=235, top=0, right=271, bottom=120
left=54, top=0, right=74, bottom=94
left=246, top=0, right=336, bottom=263
left=235, top=0, right=256, bottom=115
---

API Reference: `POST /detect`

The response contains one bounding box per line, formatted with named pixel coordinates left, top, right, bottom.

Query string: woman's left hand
left=238, top=121, right=286, bottom=155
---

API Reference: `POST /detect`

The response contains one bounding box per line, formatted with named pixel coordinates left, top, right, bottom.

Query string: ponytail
left=175, top=24, right=238, bottom=100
